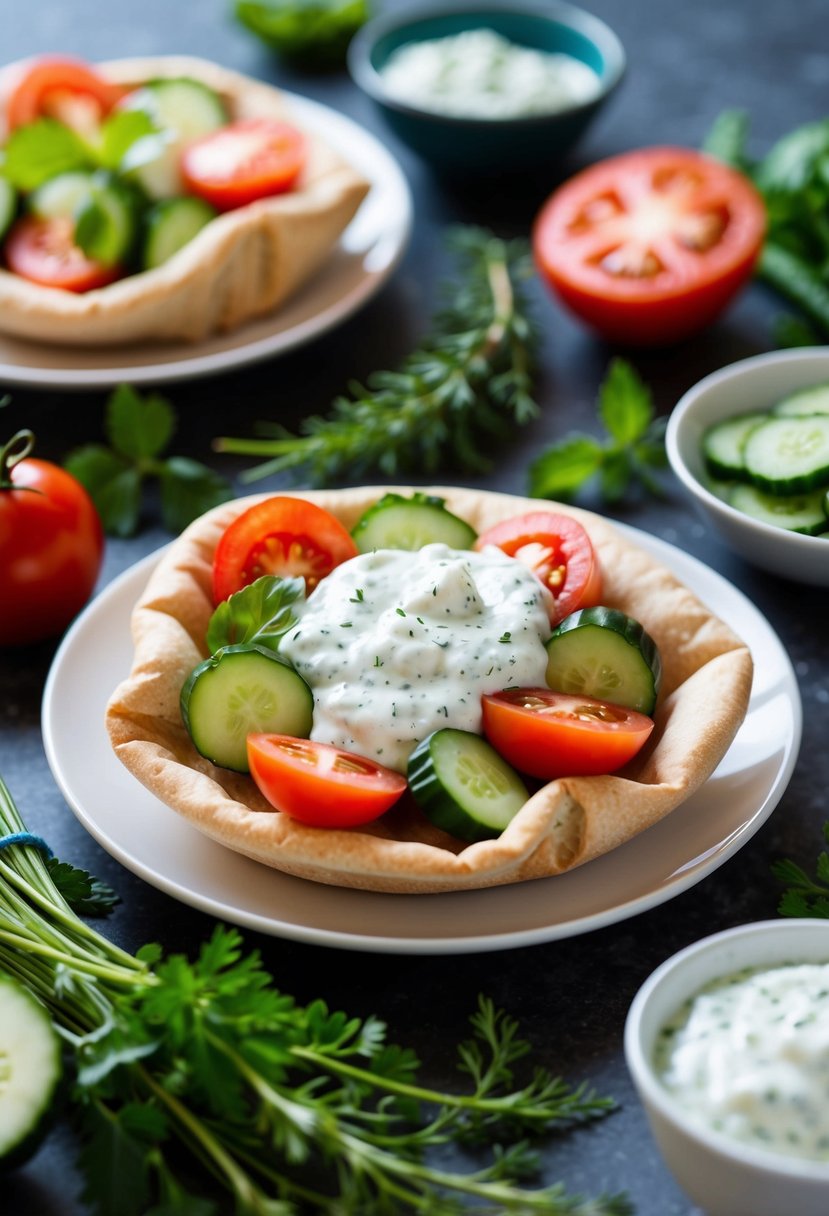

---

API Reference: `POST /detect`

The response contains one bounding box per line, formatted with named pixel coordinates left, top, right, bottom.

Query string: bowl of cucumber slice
left=666, top=347, right=829, bottom=585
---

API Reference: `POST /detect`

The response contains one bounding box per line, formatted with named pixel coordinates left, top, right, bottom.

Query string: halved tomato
left=482, top=689, right=654, bottom=780
left=212, top=496, right=359, bottom=603
left=474, top=511, right=602, bottom=625
left=181, top=119, right=306, bottom=212
left=247, top=734, right=407, bottom=827
left=533, top=147, right=766, bottom=346
left=6, top=55, right=123, bottom=130
left=4, top=216, right=121, bottom=292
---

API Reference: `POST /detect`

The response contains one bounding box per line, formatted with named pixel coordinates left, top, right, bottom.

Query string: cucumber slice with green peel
left=743, top=415, right=829, bottom=493
left=407, top=728, right=528, bottom=843
left=120, top=78, right=228, bottom=145
left=0, top=972, right=62, bottom=1171
left=702, top=412, right=767, bottom=480
left=74, top=176, right=139, bottom=266
left=774, top=382, right=829, bottom=417
left=730, top=483, right=829, bottom=535
left=143, top=196, right=217, bottom=269
left=544, top=606, right=661, bottom=716
left=180, top=643, right=313, bottom=773
left=351, top=493, right=477, bottom=552
left=29, top=171, right=95, bottom=220
left=0, top=178, right=16, bottom=241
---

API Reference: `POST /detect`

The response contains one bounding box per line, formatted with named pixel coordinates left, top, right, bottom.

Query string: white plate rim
left=0, top=92, right=413, bottom=391
left=42, top=524, right=802, bottom=954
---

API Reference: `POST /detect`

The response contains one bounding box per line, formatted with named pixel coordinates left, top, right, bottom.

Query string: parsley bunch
left=773, top=821, right=829, bottom=918
left=215, top=226, right=539, bottom=485
left=0, top=775, right=629, bottom=1216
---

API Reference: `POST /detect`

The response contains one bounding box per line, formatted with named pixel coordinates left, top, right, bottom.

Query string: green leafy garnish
left=529, top=359, right=667, bottom=504
left=4, top=118, right=90, bottom=190
left=65, top=384, right=233, bottom=536
left=45, top=858, right=119, bottom=917
left=235, top=0, right=371, bottom=68
left=773, top=821, right=829, bottom=918
left=215, top=226, right=539, bottom=484
left=96, top=110, right=157, bottom=170
left=206, top=575, right=305, bottom=654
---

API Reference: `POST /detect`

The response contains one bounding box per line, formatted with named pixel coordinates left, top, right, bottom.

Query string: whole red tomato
left=0, top=430, right=104, bottom=646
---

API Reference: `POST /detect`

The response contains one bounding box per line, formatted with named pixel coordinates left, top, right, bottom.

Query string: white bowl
left=625, top=919, right=829, bottom=1216
left=666, top=347, right=829, bottom=585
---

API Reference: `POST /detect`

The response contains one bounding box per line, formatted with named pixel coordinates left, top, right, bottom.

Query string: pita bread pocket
left=106, top=486, right=754, bottom=894
left=0, top=57, right=370, bottom=346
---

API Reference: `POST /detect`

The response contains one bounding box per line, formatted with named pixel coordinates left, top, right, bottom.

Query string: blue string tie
left=0, top=832, right=53, bottom=858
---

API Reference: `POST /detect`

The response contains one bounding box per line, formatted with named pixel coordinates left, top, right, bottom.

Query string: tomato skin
left=0, top=456, right=104, bottom=647
left=212, top=496, right=360, bottom=604
left=5, top=56, right=123, bottom=129
left=247, top=734, right=407, bottom=827
left=5, top=217, right=122, bottom=293
left=482, top=689, right=654, bottom=780
left=181, top=119, right=306, bottom=212
left=533, top=147, right=766, bottom=346
left=474, top=511, right=602, bottom=625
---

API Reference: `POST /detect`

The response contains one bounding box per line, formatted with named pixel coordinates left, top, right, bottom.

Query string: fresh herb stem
left=758, top=242, right=829, bottom=334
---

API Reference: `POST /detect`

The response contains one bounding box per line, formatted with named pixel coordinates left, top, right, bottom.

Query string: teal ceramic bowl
left=347, top=0, right=625, bottom=173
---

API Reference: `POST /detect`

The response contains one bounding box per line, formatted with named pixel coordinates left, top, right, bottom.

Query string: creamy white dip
left=378, top=28, right=601, bottom=120
left=279, top=544, right=551, bottom=772
left=655, top=962, right=829, bottom=1162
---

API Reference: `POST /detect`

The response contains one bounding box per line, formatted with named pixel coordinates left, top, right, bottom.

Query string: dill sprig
left=214, top=226, right=539, bottom=485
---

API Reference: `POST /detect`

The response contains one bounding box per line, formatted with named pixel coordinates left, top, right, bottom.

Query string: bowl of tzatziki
left=347, top=0, right=625, bottom=172
left=625, top=919, right=829, bottom=1216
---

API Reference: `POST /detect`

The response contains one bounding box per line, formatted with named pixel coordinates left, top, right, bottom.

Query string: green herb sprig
left=235, top=0, right=371, bottom=69
left=65, top=384, right=233, bottom=537
left=215, top=226, right=539, bottom=485
left=528, top=359, right=667, bottom=504
left=0, top=774, right=629, bottom=1216
left=773, top=821, right=829, bottom=918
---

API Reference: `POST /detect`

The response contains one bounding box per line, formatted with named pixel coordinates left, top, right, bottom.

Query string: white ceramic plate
left=0, top=93, right=412, bottom=390
left=42, top=525, right=801, bottom=954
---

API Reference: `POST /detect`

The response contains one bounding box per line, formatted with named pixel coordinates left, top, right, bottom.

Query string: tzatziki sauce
left=655, top=962, right=829, bottom=1162
left=378, top=29, right=601, bottom=121
left=278, top=543, right=551, bottom=772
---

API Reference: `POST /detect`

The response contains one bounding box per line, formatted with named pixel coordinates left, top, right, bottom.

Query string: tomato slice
left=212, top=496, right=359, bottom=603
left=5, top=55, right=123, bottom=130
left=247, top=734, right=407, bottom=827
left=533, top=147, right=766, bottom=346
left=482, top=689, right=654, bottom=780
left=474, top=511, right=602, bottom=625
left=4, top=216, right=121, bottom=292
left=181, top=119, right=307, bottom=212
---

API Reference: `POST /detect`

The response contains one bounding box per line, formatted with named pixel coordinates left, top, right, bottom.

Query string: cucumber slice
left=544, top=606, right=661, bottom=715
left=29, top=171, right=94, bottom=221
left=143, top=196, right=217, bottom=269
left=0, top=178, right=16, bottom=241
left=730, top=483, right=829, bottom=535
left=74, top=175, right=139, bottom=266
left=352, top=493, right=477, bottom=552
left=743, top=415, right=829, bottom=493
left=407, top=728, right=528, bottom=843
left=180, top=643, right=313, bottom=773
left=121, top=78, right=229, bottom=145
left=774, top=382, right=829, bottom=417
left=702, top=412, right=767, bottom=480
left=0, top=972, right=62, bottom=1171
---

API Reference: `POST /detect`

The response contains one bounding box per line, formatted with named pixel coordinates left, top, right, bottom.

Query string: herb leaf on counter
left=773, top=821, right=829, bottom=918
left=65, top=384, right=233, bottom=536
left=529, top=359, right=667, bottom=504
left=215, top=226, right=539, bottom=485
left=45, top=858, right=119, bottom=917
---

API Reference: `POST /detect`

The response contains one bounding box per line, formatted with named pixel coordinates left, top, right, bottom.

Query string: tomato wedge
left=474, top=511, right=602, bottom=625
left=247, top=734, right=407, bottom=827
left=482, top=689, right=654, bottom=780
left=212, top=496, right=359, bottom=603
left=533, top=147, right=766, bottom=346
left=181, top=119, right=306, bottom=212
left=5, top=55, right=123, bottom=130
left=4, top=216, right=121, bottom=292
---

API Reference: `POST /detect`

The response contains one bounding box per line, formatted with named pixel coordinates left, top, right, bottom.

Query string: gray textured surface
left=1, top=1, right=826, bottom=1213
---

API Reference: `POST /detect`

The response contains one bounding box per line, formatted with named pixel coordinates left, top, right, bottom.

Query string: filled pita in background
left=0, top=57, right=370, bottom=346
left=106, top=487, right=754, bottom=894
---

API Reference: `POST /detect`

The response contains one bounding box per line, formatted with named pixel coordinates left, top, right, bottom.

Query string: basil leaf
left=106, top=383, right=176, bottom=460
left=529, top=435, right=603, bottom=500
left=98, top=110, right=157, bottom=170
left=206, top=575, right=305, bottom=655
left=598, top=359, right=653, bottom=446
left=64, top=444, right=144, bottom=537
left=159, top=457, right=234, bottom=533
left=5, top=118, right=91, bottom=190
left=702, top=109, right=749, bottom=169
left=755, top=119, right=829, bottom=194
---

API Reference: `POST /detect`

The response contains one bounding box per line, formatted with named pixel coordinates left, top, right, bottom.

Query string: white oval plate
left=42, top=525, right=801, bottom=954
left=0, top=93, right=412, bottom=390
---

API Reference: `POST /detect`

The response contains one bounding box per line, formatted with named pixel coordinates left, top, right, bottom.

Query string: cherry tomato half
left=482, top=689, right=654, bottom=780
left=5, top=55, right=123, bottom=130
left=247, top=734, right=407, bottom=828
left=533, top=147, right=766, bottom=346
left=212, top=496, right=359, bottom=604
left=0, top=433, right=104, bottom=647
left=4, top=216, right=121, bottom=293
left=474, top=512, right=602, bottom=625
left=181, top=119, right=307, bottom=212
